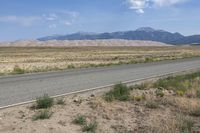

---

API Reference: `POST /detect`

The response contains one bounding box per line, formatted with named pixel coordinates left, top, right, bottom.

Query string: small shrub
left=104, top=83, right=130, bottom=102
left=56, top=98, right=65, bottom=105
left=104, top=92, right=114, bottom=102
left=73, top=115, right=86, bottom=125
left=67, top=64, right=75, bottom=69
left=82, top=120, right=98, bottom=132
left=132, top=83, right=147, bottom=90
left=176, top=90, right=185, bottom=97
left=145, top=57, right=154, bottom=62
left=32, top=110, right=52, bottom=120
left=145, top=100, right=159, bottom=109
left=36, top=94, right=54, bottom=109
left=155, top=89, right=164, bottom=97
left=133, top=95, right=146, bottom=101
left=196, top=90, right=200, bottom=98
left=190, top=107, right=200, bottom=117
left=12, top=65, right=25, bottom=74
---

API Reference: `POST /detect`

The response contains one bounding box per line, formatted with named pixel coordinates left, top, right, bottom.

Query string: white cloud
left=44, top=13, right=58, bottom=21
left=152, top=0, right=188, bottom=7
left=126, top=0, right=189, bottom=13
left=127, top=0, right=148, bottom=13
left=43, top=11, right=79, bottom=28
left=61, top=11, right=79, bottom=18
left=0, top=11, right=79, bottom=28
left=0, top=16, right=41, bottom=26
left=136, top=8, right=145, bottom=13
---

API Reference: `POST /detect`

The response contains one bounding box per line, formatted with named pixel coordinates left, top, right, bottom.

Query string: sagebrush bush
left=36, top=94, right=54, bottom=109
left=32, top=109, right=52, bottom=120
left=12, top=65, right=25, bottom=74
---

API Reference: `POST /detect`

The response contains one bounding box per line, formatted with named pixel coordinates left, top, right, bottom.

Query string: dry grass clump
left=73, top=115, right=87, bottom=125
left=73, top=115, right=98, bottom=132
left=145, top=100, right=159, bottom=109
left=12, top=65, right=25, bottom=74
left=32, top=109, right=53, bottom=120
left=104, top=83, right=131, bottom=102
left=31, top=94, right=55, bottom=121
left=35, top=94, right=54, bottom=109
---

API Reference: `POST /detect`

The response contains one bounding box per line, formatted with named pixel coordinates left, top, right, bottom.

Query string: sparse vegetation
left=190, top=107, right=200, bottom=117
left=1, top=71, right=200, bottom=132
left=35, top=94, right=54, bottom=109
left=32, top=109, right=53, bottom=120
left=133, top=95, right=146, bottom=101
left=104, top=83, right=130, bottom=102
left=155, top=89, right=165, bottom=97
left=1, top=46, right=200, bottom=75
left=132, top=83, right=148, bottom=90
left=176, top=90, right=185, bottom=97
left=178, top=115, right=194, bottom=133
left=67, top=64, right=75, bottom=69
left=12, top=65, right=25, bottom=74
left=196, top=90, right=200, bottom=98
left=145, top=100, right=159, bottom=109
left=154, top=71, right=200, bottom=98
left=73, top=115, right=97, bottom=132
left=73, top=115, right=86, bottom=125
left=82, top=120, right=98, bottom=132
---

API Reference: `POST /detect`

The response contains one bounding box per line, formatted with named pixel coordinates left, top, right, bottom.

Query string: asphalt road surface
left=0, top=57, right=200, bottom=108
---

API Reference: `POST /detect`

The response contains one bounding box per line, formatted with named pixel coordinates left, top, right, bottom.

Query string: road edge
left=0, top=67, right=199, bottom=110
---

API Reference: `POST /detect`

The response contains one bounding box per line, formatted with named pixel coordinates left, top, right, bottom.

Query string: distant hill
left=0, top=39, right=171, bottom=47
left=38, top=27, right=200, bottom=45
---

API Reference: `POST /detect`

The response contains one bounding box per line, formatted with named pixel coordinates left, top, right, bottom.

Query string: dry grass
left=0, top=46, right=200, bottom=75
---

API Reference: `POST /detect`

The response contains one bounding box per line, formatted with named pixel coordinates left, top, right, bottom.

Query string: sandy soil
left=1, top=40, right=171, bottom=47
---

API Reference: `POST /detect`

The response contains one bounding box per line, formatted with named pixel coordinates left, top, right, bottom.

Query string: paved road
left=0, top=57, right=200, bottom=108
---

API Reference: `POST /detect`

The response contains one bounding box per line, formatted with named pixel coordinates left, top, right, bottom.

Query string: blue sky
left=0, top=0, right=199, bottom=41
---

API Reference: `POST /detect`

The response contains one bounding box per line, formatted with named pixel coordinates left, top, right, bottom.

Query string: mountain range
left=38, top=27, right=200, bottom=45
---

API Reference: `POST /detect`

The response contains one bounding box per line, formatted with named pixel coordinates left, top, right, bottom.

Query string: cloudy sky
left=0, top=0, right=199, bottom=41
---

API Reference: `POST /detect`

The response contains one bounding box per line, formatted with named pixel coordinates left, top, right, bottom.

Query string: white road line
left=0, top=67, right=199, bottom=110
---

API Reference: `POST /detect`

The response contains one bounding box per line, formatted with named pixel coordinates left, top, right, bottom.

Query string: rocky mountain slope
left=38, top=27, right=200, bottom=45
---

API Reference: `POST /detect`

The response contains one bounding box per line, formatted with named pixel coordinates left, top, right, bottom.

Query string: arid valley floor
left=1, top=46, right=200, bottom=75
